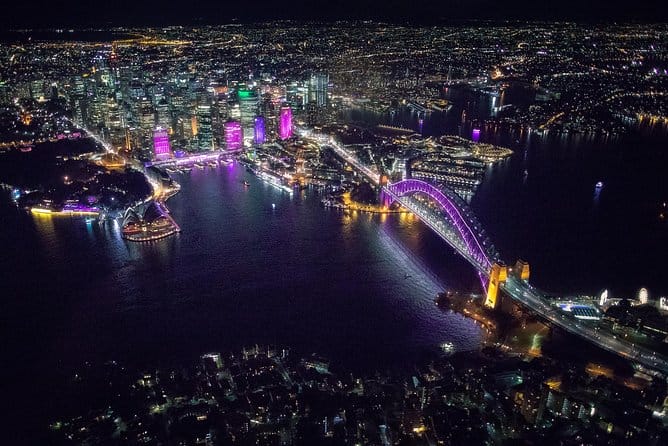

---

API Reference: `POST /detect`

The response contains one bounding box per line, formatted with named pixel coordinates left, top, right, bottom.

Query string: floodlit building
left=279, top=105, right=292, bottom=140
left=153, top=127, right=171, bottom=160
left=225, top=120, right=243, bottom=152
left=254, top=116, right=266, bottom=145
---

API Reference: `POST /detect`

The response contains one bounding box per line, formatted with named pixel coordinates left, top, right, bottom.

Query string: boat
left=243, top=180, right=250, bottom=187
left=429, top=99, right=452, bottom=112
left=595, top=181, right=604, bottom=189
left=440, top=342, right=455, bottom=355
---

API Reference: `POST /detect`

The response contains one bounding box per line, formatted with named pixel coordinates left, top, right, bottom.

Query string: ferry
left=440, top=342, right=455, bottom=355
left=429, top=99, right=453, bottom=112
left=243, top=180, right=250, bottom=187
left=258, top=171, right=293, bottom=195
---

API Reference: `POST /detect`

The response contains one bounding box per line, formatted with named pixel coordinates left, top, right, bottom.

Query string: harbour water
left=2, top=88, right=667, bottom=431
left=2, top=163, right=483, bottom=384
left=341, top=87, right=668, bottom=297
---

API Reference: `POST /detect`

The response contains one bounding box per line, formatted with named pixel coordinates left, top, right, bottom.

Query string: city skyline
left=1, top=0, right=667, bottom=28
left=1, top=18, right=667, bottom=445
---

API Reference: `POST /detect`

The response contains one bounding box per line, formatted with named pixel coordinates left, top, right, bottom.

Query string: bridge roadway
left=384, top=186, right=668, bottom=375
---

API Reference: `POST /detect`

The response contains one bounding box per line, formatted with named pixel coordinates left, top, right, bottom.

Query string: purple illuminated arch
left=385, top=179, right=495, bottom=271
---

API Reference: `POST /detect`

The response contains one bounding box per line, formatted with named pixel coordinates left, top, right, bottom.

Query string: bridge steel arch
left=384, top=179, right=497, bottom=273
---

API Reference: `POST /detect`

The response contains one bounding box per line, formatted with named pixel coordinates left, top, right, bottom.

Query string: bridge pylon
left=513, top=259, right=530, bottom=282
left=485, top=262, right=508, bottom=309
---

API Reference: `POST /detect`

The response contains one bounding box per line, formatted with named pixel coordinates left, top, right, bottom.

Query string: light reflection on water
left=8, top=165, right=482, bottom=375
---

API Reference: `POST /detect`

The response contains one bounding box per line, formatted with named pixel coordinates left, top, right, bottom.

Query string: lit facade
left=225, top=121, right=243, bottom=152
left=153, top=127, right=171, bottom=159
left=254, top=116, right=266, bottom=145
left=308, top=73, right=329, bottom=107
left=196, top=104, right=213, bottom=151
left=239, top=89, right=259, bottom=144
left=279, top=105, right=292, bottom=140
left=239, top=90, right=258, bottom=124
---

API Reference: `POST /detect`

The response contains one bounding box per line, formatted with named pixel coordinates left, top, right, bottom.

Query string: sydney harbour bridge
left=317, top=134, right=668, bottom=375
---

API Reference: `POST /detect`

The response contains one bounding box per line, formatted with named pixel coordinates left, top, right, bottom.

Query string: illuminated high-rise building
left=225, top=120, right=243, bottom=152
left=238, top=89, right=258, bottom=144
left=286, top=81, right=304, bottom=108
left=153, top=127, right=171, bottom=159
left=196, top=104, right=213, bottom=151
left=279, top=105, right=292, bottom=140
left=254, top=116, right=266, bottom=145
left=238, top=90, right=258, bottom=123
left=156, top=98, right=171, bottom=130
left=308, top=73, right=329, bottom=107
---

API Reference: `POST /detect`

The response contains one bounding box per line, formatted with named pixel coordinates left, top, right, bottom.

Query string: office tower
left=196, top=104, right=213, bottom=151
left=156, top=98, right=171, bottom=130
left=153, top=127, right=171, bottom=159
left=225, top=120, right=243, bottom=152
left=279, top=105, right=292, bottom=140
left=238, top=89, right=258, bottom=144
left=308, top=73, right=329, bottom=107
left=254, top=116, right=266, bottom=145
left=238, top=89, right=258, bottom=125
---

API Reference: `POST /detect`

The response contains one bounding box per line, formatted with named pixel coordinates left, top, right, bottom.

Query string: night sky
left=1, top=0, right=666, bottom=27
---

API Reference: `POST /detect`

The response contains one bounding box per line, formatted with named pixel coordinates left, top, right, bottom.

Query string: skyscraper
left=308, top=73, right=329, bottom=107
left=238, top=89, right=258, bottom=144
left=238, top=90, right=258, bottom=121
left=254, top=116, right=266, bottom=145
left=196, top=104, right=213, bottom=151
left=153, top=127, right=171, bottom=159
left=279, top=105, right=292, bottom=140
left=225, top=120, right=243, bottom=152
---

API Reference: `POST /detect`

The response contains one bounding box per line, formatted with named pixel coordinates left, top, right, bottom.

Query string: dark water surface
left=2, top=88, right=667, bottom=436
left=2, top=163, right=482, bottom=381
left=342, top=86, right=668, bottom=297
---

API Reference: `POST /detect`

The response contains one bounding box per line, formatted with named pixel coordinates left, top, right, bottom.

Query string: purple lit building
left=254, top=116, right=266, bottom=145
left=279, top=105, right=292, bottom=140
left=225, top=121, right=243, bottom=152
left=153, top=128, right=171, bottom=159
left=472, top=128, right=481, bottom=142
